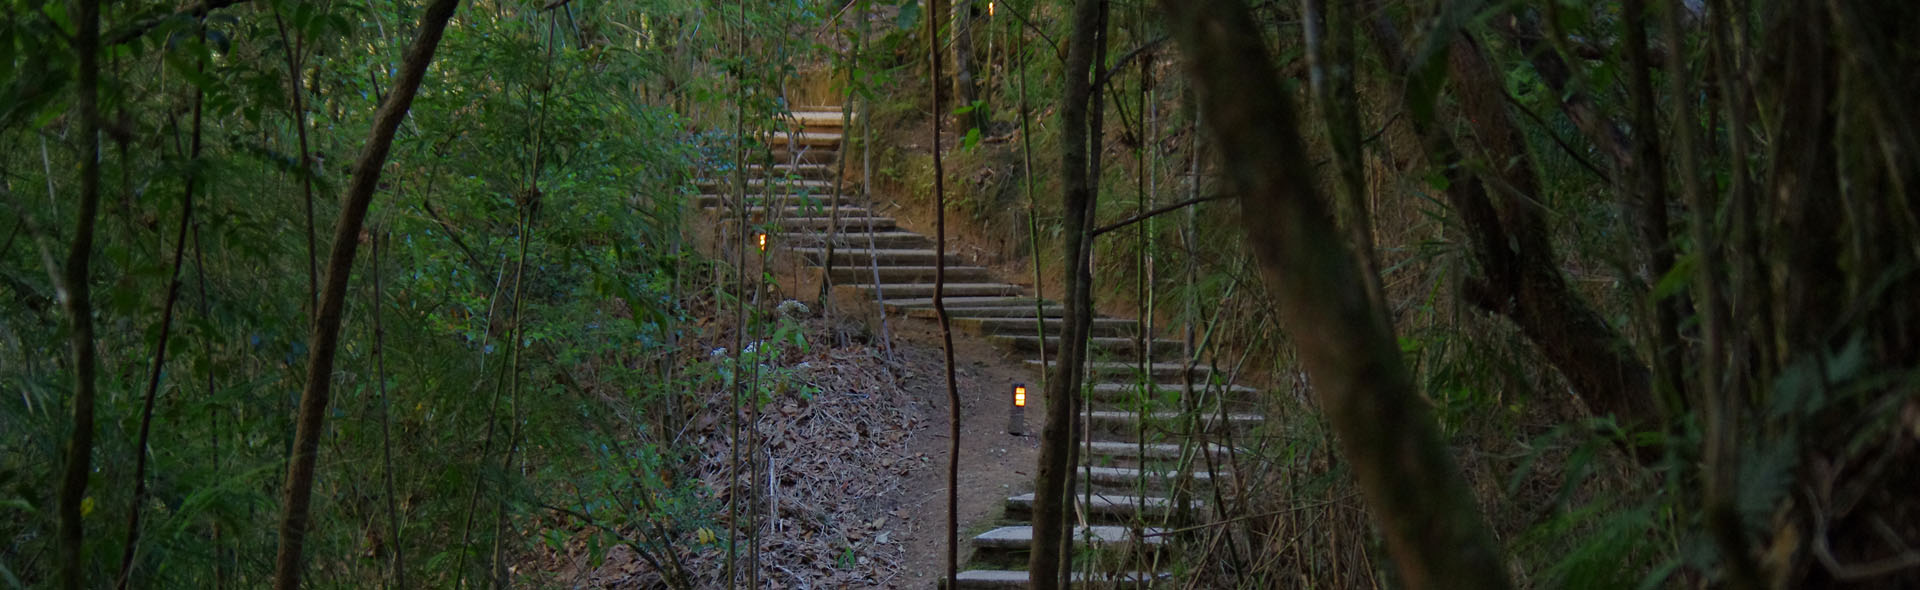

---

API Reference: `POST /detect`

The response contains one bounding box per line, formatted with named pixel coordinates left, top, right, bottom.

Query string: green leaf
left=960, top=127, right=981, bottom=151
left=1652, top=252, right=1696, bottom=301
left=894, top=0, right=921, bottom=31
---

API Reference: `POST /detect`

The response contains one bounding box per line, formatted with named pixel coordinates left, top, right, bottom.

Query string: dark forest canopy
left=3, top=0, right=1917, bottom=588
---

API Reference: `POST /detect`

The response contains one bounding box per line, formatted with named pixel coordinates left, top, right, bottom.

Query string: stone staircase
left=694, top=105, right=1264, bottom=588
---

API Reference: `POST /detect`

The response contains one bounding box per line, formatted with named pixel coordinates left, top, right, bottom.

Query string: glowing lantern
left=1008, top=383, right=1027, bottom=435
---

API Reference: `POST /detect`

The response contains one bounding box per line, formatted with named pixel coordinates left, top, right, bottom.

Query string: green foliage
left=0, top=0, right=833, bottom=587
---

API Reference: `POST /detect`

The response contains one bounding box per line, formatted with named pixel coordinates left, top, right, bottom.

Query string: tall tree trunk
left=927, top=3, right=962, bottom=586
left=1442, top=34, right=1658, bottom=430
left=271, top=1, right=461, bottom=587
left=1026, top=0, right=1103, bottom=586
left=1362, top=12, right=1658, bottom=431
left=1156, top=2, right=1512, bottom=587
left=1619, top=0, right=1684, bottom=411
left=57, top=1, right=104, bottom=588
left=1301, top=0, right=1385, bottom=313
left=951, top=0, right=987, bottom=131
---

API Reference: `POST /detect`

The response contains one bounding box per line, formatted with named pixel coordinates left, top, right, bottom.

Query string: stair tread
left=787, top=230, right=926, bottom=239
left=789, top=246, right=946, bottom=256
left=953, top=569, right=1165, bottom=587
left=974, top=525, right=1166, bottom=548
left=1081, top=464, right=1224, bottom=482
left=885, top=296, right=1051, bottom=308
left=785, top=110, right=852, bottom=126
left=962, top=317, right=1139, bottom=329
left=1084, top=440, right=1239, bottom=459
left=1088, top=382, right=1259, bottom=395
left=766, top=131, right=842, bottom=146
left=695, top=178, right=838, bottom=187
left=830, top=264, right=991, bottom=272
left=1008, top=491, right=1196, bottom=512
left=1025, top=360, right=1214, bottom=374
left=992, top=334, right=1184, bottom=346
left=1085, top=409, right=1265, bottom=423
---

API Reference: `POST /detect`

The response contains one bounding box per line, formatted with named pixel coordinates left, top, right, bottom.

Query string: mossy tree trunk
left=1156, top=1, right=1513, bottom=587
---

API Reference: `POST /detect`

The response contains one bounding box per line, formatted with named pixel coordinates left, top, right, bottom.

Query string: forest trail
left=695, top=104, right=1265, bottom=587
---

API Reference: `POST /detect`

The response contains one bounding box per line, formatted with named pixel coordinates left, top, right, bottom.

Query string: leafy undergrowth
left=531, top=309, right=935, bottom=588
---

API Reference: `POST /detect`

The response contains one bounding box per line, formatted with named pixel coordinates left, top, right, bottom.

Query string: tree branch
left=1091, top=193, right=1227, bottom=237
left=272, top=1, right=462, bottom=588
left=105, top=0, right=254, bottom=47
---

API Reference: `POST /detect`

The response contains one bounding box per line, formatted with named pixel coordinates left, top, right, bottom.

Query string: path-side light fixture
left=756, top=231, right=768, bottom=252
left=1008, top=383, right=1027, bottom=435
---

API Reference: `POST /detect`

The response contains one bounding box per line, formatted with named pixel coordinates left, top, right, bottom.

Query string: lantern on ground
left=1008, top=383, right=1027, bottom=435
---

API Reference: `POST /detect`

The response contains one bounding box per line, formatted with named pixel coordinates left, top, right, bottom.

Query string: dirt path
left=885, top=319, right=1042, bottom=587
left=688, top=102, right=1262, bottom=588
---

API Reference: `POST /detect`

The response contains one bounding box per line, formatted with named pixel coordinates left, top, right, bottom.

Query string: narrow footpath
left=697, top=104, right=1266, bottom=588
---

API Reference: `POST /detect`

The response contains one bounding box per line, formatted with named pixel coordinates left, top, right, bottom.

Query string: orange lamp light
left=1013, top=384, right=1027, bottom=407
left=756, top=232, right=768, bottom=252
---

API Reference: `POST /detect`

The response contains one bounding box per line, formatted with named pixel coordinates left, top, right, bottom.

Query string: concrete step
left=955, top=316, right=1140, bottom=338
left=692, top=194, right=859, bottom=210
left=842, top=282, right=1025, bottom=299
left=1084, top=409, right=1265, bottom=435
left=886, top=296, right=1055, bottom=310
left=1006, top=492, right=1197, bottom=523
left=765, top=131, right=842, bottom=148
left=966, top=525, right=1168, bottom=569
left=785, top=231, right=933, bottom=249
left=703, top=206, right=873, bottom=221
left=989, top=335, right=1185, bottom=360
left=912, top=305, right=1068, bottom=318
left=737, top=216, right=896, bottom=232
left=694, top=178, right=839, bottom=192
left=732, top=163, right=835, bottom=179
left=766, top=149, right=837, bottom=165
left=950, top=569, right=1165, bottom=590
left=784, top=109, right=853, bottom=128
left=826, top=265, right=997, bottom=284
left=1083, top=440, right=1240, bottom=462
left=973, top=525, right=1164, bottom=550
left=1025, top=360, right=1211, bottom=380
left=789, top=247, right=962, bottom=266
left=1078, top=464, right=1225, bottom=488
left=1086, top=382, right=1260, bottom=402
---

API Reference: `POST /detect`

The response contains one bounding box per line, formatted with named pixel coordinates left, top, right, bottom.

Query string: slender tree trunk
left=57, top=1, right=104, bottom=587
left=1065, top=4, right=1108, bottom=584
left=371, top=232, right=406, bottom=589
left=1028, top=1, right=1103, bottom=586
left=952, top=0, right=987, bottom=131
left=118, top=34, right=207, bottom=585
left=1016, top=2, right=1047, bottom=393
left=272, top=2, right=461, bottom=587
left=1157, top=2, right=1512, bottom=588
left=725, top=2, right=749, bottom=586
left=927, top=5, right=962, bottom=585
left=274, top=9, right=321, bottom=321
